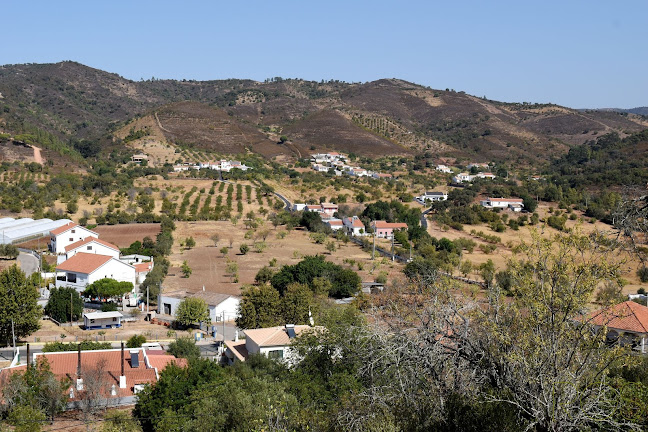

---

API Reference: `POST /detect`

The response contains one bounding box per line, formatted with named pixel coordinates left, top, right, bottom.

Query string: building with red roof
left=49, top=222, right=98, bottom=254
left=55, top=252, right=136, bottom=293
left=371, top=221, right=409, bottom=239
left=58, top=237, right=121, bottom=264
left=588, top=300, right=648, bottom=353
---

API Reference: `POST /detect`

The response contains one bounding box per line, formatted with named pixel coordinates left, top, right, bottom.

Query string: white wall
left=52, top=228, right=98, bottom=254
left=212, top=297, right=240, bottom=322
left=56, top=259, right=136, bottom=293
left=58, top=242, right=120, bottom=264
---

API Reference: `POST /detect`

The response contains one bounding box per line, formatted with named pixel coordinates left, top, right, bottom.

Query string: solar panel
left=285, top=324, right=296, bottom=339
left=130, top=351, right=140, bottom=368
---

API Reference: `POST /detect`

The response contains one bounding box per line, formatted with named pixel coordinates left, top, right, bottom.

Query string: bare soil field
left=93, top=223, right=161, bottom=247
left=163, top=221, right=403, bottom=297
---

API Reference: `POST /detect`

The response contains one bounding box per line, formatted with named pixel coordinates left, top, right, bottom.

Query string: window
left=267, top=349, right=284, bottom=359
left=71, top=229, right=75, bottom=233
left=90, top=319, right=95, bottom=323
left=87, top=246, right=92, bottom=250
left=69, top=238, right=73, bottom=242
left=67, top=273, right=77, bottom=283
left=112, top=317, right=117, bottom=322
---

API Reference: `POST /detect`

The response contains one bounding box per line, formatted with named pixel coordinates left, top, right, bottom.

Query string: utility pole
left=70, top=292, right=73, bottom=325
left=372, top=221, right=375, bottom=260
left=391, top=235, right=395, bottom=262
left=222, top=310, right=225, bottom=343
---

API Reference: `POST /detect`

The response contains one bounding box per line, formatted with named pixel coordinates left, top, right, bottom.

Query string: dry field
left=163, top=221, right=403, bottom=297
left=428, top=202, right=645, bottom=296
left=93, top=223, right=162, bottom=248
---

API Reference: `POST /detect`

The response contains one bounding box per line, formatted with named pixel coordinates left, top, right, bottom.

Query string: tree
left=325, top=240, right=337, bottom=254
left=281, top=283, right=313, bottom=325
left=459, top=260, right=473, bottom=278
left=478, top=259, right=496, bottom=287
left=226, top=261, right=238, bottom=282
left=181, top=261, right=192, bottom=278
left=239, top=243, right=250, bottom=255
left=101, top=410, right=142, bottom=432
left=175, top=298, right=210, bottom=326
left=0, top=265, right=41, bottom=345
left=126, top=334, right=147, bottom=348
left=83, top=278, right=133, bottom=301
left=279, top=135, right=288, bottom=144
left=522, top=195, right=538, bottom=213
left=167, top=337, right=200, bottom=359
left=210, top=234, right=220, bottom=247
left=184, top=236, right=195, bottom=249
left=236, top=285, right=281, bottom=329
left=255, top=266, right=275, bottom=285
left=45, top=287, right=84, bottom=323
left=220, top=246, right=229, bottom=257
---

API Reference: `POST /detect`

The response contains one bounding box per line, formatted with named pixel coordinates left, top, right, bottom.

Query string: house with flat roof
left=55, top=253, right=136, bottom=292
left=84, top=311, right=123, bottom=330
left=416, top=191, right=448, bottom=204
left=480, top=198, right=524, bottom=212
left=158, top=290, right=240, bottom=323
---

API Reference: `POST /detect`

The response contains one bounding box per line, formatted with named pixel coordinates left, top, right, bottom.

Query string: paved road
left=273, top=191, right=292, bottom=211
left=420, top=206, right=433, bottom=230
left=17, top=251, right=39, bottom=277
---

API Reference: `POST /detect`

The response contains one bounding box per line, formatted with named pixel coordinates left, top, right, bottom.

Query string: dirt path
left=154, top=111, right=172, bottom=133
left=31, top=145, right=43, bottom=164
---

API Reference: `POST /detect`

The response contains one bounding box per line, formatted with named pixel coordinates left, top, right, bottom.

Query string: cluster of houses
left=50, top=223, right=153, bottom=306
left=310, top=152, right=392, bottom=179
left=291, top=203, right=409, bottom=240
left=172, top=159, right=252, bottom=173
left=453, top=171, right=496, bottom=183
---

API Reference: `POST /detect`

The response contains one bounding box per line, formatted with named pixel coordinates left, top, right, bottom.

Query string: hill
left=0, top=62, right=646, bottom=164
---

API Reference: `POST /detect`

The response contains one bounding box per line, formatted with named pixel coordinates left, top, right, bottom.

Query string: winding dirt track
left=31, top=146, right=43, bottom=164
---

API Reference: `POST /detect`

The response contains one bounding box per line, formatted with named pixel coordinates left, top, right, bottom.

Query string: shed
left=83, top=311, right=123, bottom=330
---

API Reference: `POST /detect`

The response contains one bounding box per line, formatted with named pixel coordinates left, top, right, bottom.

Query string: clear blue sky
left=3, top=1, right=646, bottom=108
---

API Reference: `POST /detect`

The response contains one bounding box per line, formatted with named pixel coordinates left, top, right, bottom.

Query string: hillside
left=0, top=61, right=646, bottom=163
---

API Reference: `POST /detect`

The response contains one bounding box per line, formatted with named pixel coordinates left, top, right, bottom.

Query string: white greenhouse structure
left=0, top=218, right=72, bottom=245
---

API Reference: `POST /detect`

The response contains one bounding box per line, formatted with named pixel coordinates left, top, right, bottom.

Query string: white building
left=436, top=165, right=452, bottom=173
left=292, top=203, right=307, bottom=212
left=134, top=262, right=154, bottom=284
left=453, top=172, right=474, bottom=183
left=58, top=237, right=121, bottom=264
left=343, top=216, right=365, bottom=236
left=158, top=290, right=240, bottom=323
left=326, top=219, right=344, bottom=231
left=224, top=324, right=314, bottom=364
left=55, top=253, right=136, bottom=292
left=311, top=163, right=329, bottom=173
left=49, top=223, right=98, bottom=254
left=476, top=172, right=496, bottom=180
left=84, top=311, right=123, bottom=330
left=480, top=198, right=524, bottom=212
left=416, top=191, right=448, bottom=204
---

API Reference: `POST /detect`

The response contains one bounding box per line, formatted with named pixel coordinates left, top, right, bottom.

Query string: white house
left=480, top=198, right=524, bottom=212
left=120, top=254, right=153, bottom=265
left=467, top=163, right=490, bottom=170
left=436, top=165, right=452, bottom=173
left=453, top=172, right=474, bottom=183
left=326, top=219, right=344, bottom=231
left=320, top=203, right=338, bottom=218
left=49, top=223, right=98, bottom=254
left=58, top=237, right=121, bottom=264
left=158, top=290, right=240, bottom=323
left=311, top=163, right=329, bottom=173
left=134, top=262, right=154, bottom=284
left=55, top=253, right=136, bottom=292
left=83, top=311, right=123, bottom=330
left=224, top=324, right=314, bottom=364
left=292, top=203, right=307, bottom=212
left=416, top=191, right=448, bottom=204
left=476, top=172, right=496, bottom=180
left=372, top=173, right=393, bottom=180
left=343, top=216, right=365, bottom=236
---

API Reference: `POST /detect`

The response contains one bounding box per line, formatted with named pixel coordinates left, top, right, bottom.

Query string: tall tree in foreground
left=0, top=265, right=41, bottom=345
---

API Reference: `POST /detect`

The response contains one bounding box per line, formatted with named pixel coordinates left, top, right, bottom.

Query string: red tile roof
left=50, top=222, right=78, bottom=236
left=487, top=198, right=523, bottom=203
left=344, top=217, right=365, bottom=228
left=55, top=252, right=113, bottom=274
left=134, top=262, right=153, bottom=273
left=372, top=221, right=409, bottom=229
left=64, top=237, right=120, bottom=253
left=588, top=301, right=648, bottom=334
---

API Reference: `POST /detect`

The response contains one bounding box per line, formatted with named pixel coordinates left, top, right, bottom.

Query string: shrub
left=167, top=337, right=200, bottom=359
left=638, top=267, right=648, bottom=283
left=101, top=302, right=118, bottom=312
left=240, top=244, right=250, bottom=255
left=126, top=334, right=147, bottom=348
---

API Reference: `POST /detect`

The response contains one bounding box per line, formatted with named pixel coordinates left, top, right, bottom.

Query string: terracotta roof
left=64, top=237, right=120, bottom=253
left=55, top=253, right=114, bottom=274
left=327, top=220, right=343, bottom=226
left=344, top=217, right=364, bottom=228
left=372, top=221, right=409, bottom=229
left=50, top=222, right=78, bottom=236
left=321, top=203, right=338, bottom=208
left=147, top=354, right=188, bottom=371
left=588, top=301, right=648, bottom=334
left=134, top=262, right=153, bottom=273
left=224, top=339, right=249, bottom=362
left=244, top=325, right=312, bottom=347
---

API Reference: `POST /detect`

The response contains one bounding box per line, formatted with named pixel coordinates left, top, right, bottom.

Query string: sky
left=2, top=1, right=647, bottom=108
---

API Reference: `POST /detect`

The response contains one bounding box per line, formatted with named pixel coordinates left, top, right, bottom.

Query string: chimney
left=26, top=344, right=30, bottom=367
left=119, top=342, right=126, bottom=388
left=76, top=344, right=83, bottom=390
left=234, top=330, right=239, bottom=342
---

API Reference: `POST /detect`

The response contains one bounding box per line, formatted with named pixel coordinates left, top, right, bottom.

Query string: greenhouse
left=0, top=218, right=72, bottom=245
